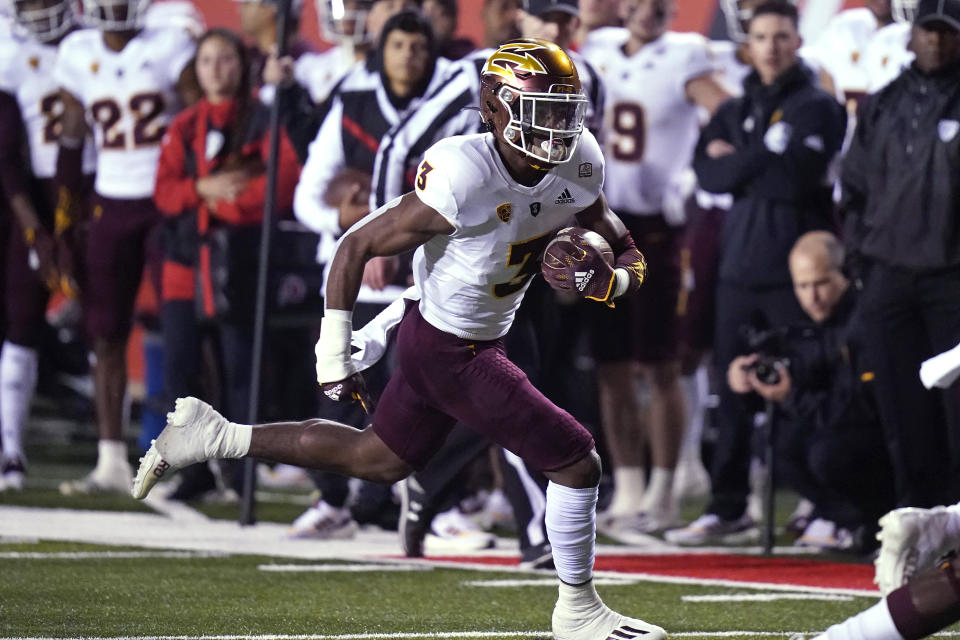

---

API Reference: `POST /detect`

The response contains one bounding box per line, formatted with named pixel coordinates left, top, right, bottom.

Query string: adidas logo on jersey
left=555, top=188, right=575, bottom=204
left=575, top=269, right=595, bottom=292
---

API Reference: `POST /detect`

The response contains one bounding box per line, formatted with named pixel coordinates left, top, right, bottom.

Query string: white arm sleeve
left=294, top=97, right=348, bottom=235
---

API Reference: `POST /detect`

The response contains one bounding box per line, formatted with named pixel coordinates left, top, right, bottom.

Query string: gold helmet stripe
left=483, top=42, right=549, bottom=82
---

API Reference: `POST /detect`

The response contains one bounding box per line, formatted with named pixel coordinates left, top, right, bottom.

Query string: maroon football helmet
left=480, top=38, right=588, bottom=168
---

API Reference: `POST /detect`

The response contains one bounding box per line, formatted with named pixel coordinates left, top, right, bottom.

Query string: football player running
left=133, top=39, right=663, bottom=640
left=55, top=0, right=198, bottom=495
left=0, top=0, right=95, bottom=490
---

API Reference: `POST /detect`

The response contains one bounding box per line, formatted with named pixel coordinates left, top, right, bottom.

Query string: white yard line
left=258, top=563, right=432, bottom=572
left=0, top=551, right=226, bottom=559
left=682, top=593, right=854, bottom=602
left=8, top=633, right=960, bottom=640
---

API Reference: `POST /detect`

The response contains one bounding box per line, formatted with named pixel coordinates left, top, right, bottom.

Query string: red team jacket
left=153, top=98, right=301, bottom=307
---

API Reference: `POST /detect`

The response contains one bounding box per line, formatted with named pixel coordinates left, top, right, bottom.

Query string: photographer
left=727, top=232, right=894, bottom=550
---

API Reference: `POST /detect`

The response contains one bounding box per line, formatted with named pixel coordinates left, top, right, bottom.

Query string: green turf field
left=1, top=539, right=883, bottom=639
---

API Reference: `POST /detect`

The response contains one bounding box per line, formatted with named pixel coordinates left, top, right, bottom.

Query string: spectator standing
left=666, top=1, right=846, bottom=544
left=422, top=0, right=476, bottom=59
left=841, top=0, right=960, bottom=509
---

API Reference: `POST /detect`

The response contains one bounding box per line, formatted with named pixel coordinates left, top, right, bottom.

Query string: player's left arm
left=685, top=72, right=732, bottom=117
left=574, top=192, right=647, bottom=303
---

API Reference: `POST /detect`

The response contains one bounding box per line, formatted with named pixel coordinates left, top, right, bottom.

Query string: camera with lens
left=740, top=325, right=792, bottom=385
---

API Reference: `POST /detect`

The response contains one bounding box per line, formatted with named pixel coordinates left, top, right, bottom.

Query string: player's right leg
left=133, top=395, right=414, bottom=499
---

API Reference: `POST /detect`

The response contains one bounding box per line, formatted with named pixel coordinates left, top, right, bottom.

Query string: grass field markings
left=463, top=577, right=637, bottom=587
left=589, top=569, right=880, bottom=598
left=0, top=551, right=229, bottom=559
left=258, top=563, right=433, bottom=572
left=15, top=632, right=960, bottom=640
left=681, top=593, right=854, bottom=602
left=142, top=492, right=211, bottom=523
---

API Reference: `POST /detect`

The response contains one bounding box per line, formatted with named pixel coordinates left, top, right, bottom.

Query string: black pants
left=707, top=281, right=808, bottom=520
left=859, top=262, right=960, bottom=507
left=776, top=413, right=895, bottom=531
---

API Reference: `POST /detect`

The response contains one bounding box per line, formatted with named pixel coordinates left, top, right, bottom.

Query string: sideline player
left=55, top=0, right=198, bottom=494
left=0, top=0, right=95, bottom=490
left=580, top=0, right=730, bottom=534
left=134, top=39, right=663, bottom=640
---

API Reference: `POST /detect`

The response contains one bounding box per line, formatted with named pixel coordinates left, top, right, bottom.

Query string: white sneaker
left=664, top=513, right=759, bottom=545
left=132, top=397, right=231, bottom=500
left=479, top=488, right=514, bottom=530
left=1, top=454, right=27, bottom=491
left=875, top=506, right=958, bottom=595
left=60, top=463, right=132, bottom=495
left=795, top=518, right=854, bottom=550
left=552, top=583, right=666, bottom=640
left=603, top=508, right=680, bottom=543
left=424, top=507, right=495, bottom=552
left=286, top=500, right=358, bottom=540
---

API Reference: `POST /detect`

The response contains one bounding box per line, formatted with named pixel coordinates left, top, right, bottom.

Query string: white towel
left=348, top=286, right=421, bottom=372
left=920, top=340, right=960, bottom=389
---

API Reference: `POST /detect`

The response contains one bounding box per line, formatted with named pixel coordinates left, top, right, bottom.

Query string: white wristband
left=613, top=268, right=630, bottom=298
left=315, top=310, right=357, bottom=384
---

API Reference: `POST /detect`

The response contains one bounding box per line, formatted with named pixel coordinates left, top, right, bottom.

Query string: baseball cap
left=914, top=0, right=960, bottom=30
left=522, top=0, right=579, bottom=18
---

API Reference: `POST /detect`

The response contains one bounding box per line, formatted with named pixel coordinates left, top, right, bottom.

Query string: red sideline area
left=425, top=553, right=878, bottom=592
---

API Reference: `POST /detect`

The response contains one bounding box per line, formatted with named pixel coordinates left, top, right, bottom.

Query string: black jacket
left=841, top=60, right=960, bottom=270
left=781, top=290, right=879, bottom=433
left=694, top=63, right=847, bottom=287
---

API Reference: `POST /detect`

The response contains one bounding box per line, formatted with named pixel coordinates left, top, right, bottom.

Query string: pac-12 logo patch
left=530, top=202, right=541, bottom=217
left=497, top=202, right=512, bottom=223
left=578, top=162, right=592, bottom=177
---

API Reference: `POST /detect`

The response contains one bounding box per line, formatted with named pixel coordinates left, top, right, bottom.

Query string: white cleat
left=132, top=397, right=229, bottom=500
left=552, top=582, right=666, bottom=640
left=553, top=602, right=666, bottom=640
left=875, top=506, right=958, bottom=595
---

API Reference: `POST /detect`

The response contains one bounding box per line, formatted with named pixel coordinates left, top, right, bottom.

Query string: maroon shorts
left=83, top=194, right=160, bottom=340
left=675, top=199, right=725, bottom=352
left=373, top=304, right=595, bottom=472
left=587, top=213, right=682, bottom=364
left=5, top=178, right=56, bottom=346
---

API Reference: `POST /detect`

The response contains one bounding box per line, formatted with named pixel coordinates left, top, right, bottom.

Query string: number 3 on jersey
left=416, top=161, right=434, bottom=191
left=493, top=231, right=554, bottom=298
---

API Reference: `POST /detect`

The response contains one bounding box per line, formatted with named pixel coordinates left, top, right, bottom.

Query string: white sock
left=607, top=466, right=645, bottom=516
left=814, top=599, right=903, bottom=640
left=556, top=579, right=604, bottom=614
left=545, top=481, right=597, bottom=585
left=0, top=342, right=38, bottom=461
left=639, top=467, right=675, bottom=513
left=97, top=439, right=128, bottom=471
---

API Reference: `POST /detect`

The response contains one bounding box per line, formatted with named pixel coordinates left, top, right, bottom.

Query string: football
left=323, top=167, right=372, bottom=207
left=541, top=227, right=614, bottom=292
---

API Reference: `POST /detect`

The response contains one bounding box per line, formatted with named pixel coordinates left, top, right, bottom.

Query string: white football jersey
left=409, top=129, right=604, bottom=341
left=294, top=45, right=361, bottom=104
left=582, top=29, right=714, bottom=216
left=805, top=8, right=884, bottom=99
left=0, top=32, right=96, bottom=178
left=864, top=22, right=913, bottom=93
left=54, top=27, right=195, bottom=199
